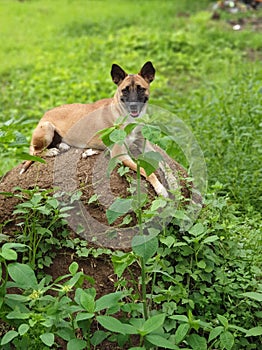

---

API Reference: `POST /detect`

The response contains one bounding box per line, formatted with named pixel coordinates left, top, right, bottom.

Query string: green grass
left=0, top=1, right=261, bottom=347
left=0, top=0, right=261, bottom=211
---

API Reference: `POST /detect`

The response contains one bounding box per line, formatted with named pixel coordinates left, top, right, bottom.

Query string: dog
left=20, top=62, right=168, bottom=197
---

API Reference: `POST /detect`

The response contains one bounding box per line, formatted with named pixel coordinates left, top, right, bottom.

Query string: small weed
left=9, top=188, right=71, bottom=269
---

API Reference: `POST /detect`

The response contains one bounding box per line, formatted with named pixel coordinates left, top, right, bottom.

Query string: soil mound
left=0, top=146, right=199, bottom=248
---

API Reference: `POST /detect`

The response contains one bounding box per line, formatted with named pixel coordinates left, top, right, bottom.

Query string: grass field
left=0, top=1, right=261, bottom=349
left=0, top=0, right=261, bottom=210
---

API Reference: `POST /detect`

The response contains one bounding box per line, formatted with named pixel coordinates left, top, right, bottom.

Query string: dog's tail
left=19, top=160, right=34, bottom=175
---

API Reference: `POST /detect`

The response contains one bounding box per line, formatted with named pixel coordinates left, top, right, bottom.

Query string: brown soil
left=0, top=147, right=199, bottom=349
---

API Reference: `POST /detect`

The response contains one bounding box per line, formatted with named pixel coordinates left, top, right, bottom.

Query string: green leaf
left=187, top=334, right=207, bottom=350
left=91, top=330, right=108, bottom=346
left=142, top=313, right=166, bottom=335
left=65, top=271, right=83, bottom=289
left=8, top=263, right=38, bottom=289
left=5, top=294, right=30, bottom=302
left=40, top=333, right=54, bottom=347
left=124, top=122, right=137, bottom=135
left=7, top=310, right=30, bottom=320
left=106, top=156, right=121, bottom=177
left=95, top=291, right=123, bottom=312
left=80, top=291, right=95, bottom=313
left=228, top=325, right=247, bottom=333
left=18, top=152, right=46, bottom=163
left=245, top=326, right=262, bottom=337
left=74, top=287, right=95, bottom=306
left=98, top=126, right=117, bottom=147
left=220, top=331, right=234, bottom=350
left=96, top=315, right=137, bottom=335
left=0, top=191, right=14, bottom=197
left=1, top=247, right=17, bottom=260
left=137, top=151, right=163, bottom=176
left=106, top=198, right=133, bottom=224
left=69, top=190, right=82, bottom=203
left=1, top=330, right=19, bottom=345
left=132, top=235, right=158, bottom=262
left=10, top=131, right=27, bottom=146
left=197, top=260, right=206, bottom=269
left=203, top=235, right=219, bottom=244
left=141, top=125, right=161, bottom=141
left=217, top=314, right=228, bottom=328
left=160, top=235, right=176, bottom=248
left=208, top=326, right=224, bottom=342
left=241, top=292, right=262, bottom=302
left=67, top=338, right=87, bottom=350
left=109, top=128, right=127, bottom=145
left=189, top=223, right=205, bottom=236
left=69, top=262, right=79, bottom=275
left=76, top=312, right=94, bottom=322
left=146, top=334, right=178, bottom=349
left=117, top=165, right=130, bottom=176
left=174, top=323, right=190, bottom=344
left=41, top=318, right=54, bottom=328
left=88, top=194, right=100, bottom=204
left=173, top=210, right=190, bottom=221
left=151, top=198, right=167, bottom=211
left=1, top=243, right=27, bottom=261
left=170, top=315, right=188, bottom=323
left=56, top=328, right=75, bottom=341
left=112, top=252, right=136, bottom=278
left=18, top=323, right=30, bottom=336
left=3, top=243, right=27, bottom=249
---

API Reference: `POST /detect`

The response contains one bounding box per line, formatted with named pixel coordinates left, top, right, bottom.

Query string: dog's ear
left=139, top=61, right=155, bottom=83
left=111, top=64, right=127, bottom=85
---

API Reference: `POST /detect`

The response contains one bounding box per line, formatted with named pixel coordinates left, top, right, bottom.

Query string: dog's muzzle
left=126, top=102, right=145, bottom=118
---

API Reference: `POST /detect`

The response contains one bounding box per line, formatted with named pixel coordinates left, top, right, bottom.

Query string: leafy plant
left=1, top=261, right=123, bottom=349
left=6, top=188, right=71, bottom=269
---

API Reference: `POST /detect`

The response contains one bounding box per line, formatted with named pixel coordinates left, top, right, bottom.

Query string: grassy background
left=0, top=0, right=261, bottom=212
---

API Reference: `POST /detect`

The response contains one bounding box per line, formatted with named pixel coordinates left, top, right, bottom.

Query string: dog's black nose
left=129, top=102, right=138, bottom=111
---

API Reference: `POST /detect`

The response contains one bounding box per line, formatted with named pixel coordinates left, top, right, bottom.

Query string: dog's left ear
left=111, top=64, right=127, bottom=85
left=139, top=61, right=155, bottom=83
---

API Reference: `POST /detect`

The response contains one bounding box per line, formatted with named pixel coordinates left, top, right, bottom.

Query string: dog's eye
left=136, top=86, right=146, bottom=98
left=122, top=87, right=129, bottom=96
left=136, top=85, right=145, bottom=92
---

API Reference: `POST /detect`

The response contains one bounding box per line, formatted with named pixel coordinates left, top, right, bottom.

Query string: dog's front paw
left=82, top=149, right=100, bottom=158
left=45, top=148, right=60, bottom=157
left=58, top=142, right=71, bottom=152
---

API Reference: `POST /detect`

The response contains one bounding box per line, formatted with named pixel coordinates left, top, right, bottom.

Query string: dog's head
left=111, top=61, right=155, bottom=118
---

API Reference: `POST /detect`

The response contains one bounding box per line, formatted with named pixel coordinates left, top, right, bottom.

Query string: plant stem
left=149, top=269, right=157, bottom=311
left=141, top=256, right=148, bottom=320
left=136, top=161, right=143, bottom=227
left=136, top=161, right=148, bottom=320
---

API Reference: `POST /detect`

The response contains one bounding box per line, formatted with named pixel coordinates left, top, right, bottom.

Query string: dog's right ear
left=111, top=64, right=127, bottom=85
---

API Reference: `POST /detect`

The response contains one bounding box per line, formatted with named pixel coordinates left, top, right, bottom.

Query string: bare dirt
left=0, top=147, right=198, bottom=349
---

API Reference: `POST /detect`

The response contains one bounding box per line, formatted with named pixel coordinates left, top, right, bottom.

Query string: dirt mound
left=0, top=146, right=196, bottom=247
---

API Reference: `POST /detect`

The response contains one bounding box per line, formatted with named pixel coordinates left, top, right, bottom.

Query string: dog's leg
left=20, top=121, right=57, bottom=174
left=111, top=144, right=168, bottom=197
left=122, top=157, right=168, bottom=197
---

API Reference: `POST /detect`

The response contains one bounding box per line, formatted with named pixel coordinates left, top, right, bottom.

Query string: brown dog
left=20, top=62, right=168, bottom=197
